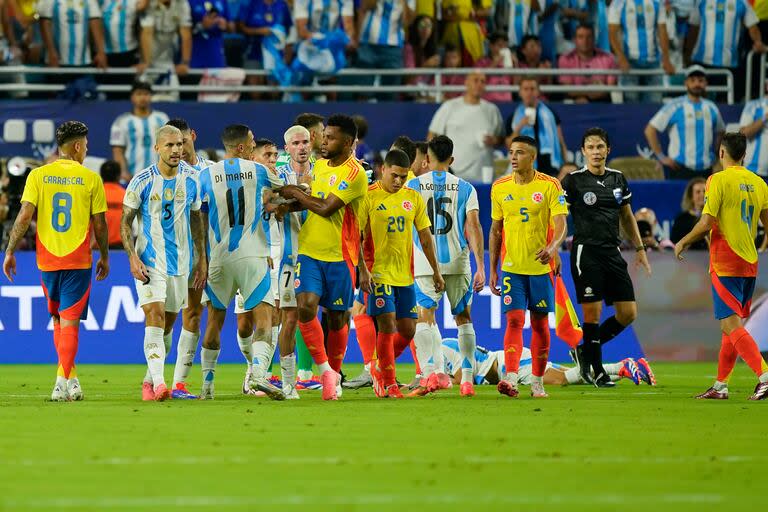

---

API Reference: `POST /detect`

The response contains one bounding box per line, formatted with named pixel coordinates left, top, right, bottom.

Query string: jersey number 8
left=52, top=192, right=72, bottom=233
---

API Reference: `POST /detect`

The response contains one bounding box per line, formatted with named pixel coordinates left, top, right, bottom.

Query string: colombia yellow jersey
left=298, top=155, right=368, bottom=264
left=362, top=182, right=431, bottom=286
left=703, top=166, right=768, bottom=277
left=21, top=159, right=107, bottom=271
left=491, top=172, right=568, bottom=276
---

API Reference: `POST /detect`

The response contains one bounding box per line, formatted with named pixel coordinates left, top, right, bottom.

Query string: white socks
left=430, top=323, right=444, bottom=374
left=172, top=328, right=199, bottom=387
left=714, top=380, right=728, bottom=391
left=317, top=361, right=333, bottom=374
left=414, top=322, right=434, bottom=378
left=201, top=347, right=220, bottom=386
left=237, top=333, right=254, bottom=368
left=457, top=323, right=476, bottom=384
left=604, top=362, right=622, bottom=375
left=281, top=354, right=296, bottom=388
left=143, top=326, right=166, bottom=387
left=564, top=367, right=582, bottom=384
left=252, top=331, right=274, bottom=380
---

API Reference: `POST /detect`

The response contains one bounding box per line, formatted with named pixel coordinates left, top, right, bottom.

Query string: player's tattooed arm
left=120, top=205, right=138, bottom=257
left=280, top=185, right=345, bottom=217
left=190, top=209, right=207, bottom=290
left=488, top=219, right=504, bottom=296
left=4, top=201, right=35, bottom=254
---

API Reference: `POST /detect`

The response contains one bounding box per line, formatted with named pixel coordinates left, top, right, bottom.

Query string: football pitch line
left=0, top=492, right=727, bottom=508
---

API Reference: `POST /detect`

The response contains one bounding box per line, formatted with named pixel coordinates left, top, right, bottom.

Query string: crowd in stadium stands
left=0, top=0, right=767, bottom=102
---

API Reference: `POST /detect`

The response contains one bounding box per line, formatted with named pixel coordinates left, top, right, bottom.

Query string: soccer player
left=440, top=339, right=651, bottom=387
left=164, top=118, right=214, bottom=400
left=120, top=125, right=206, bottom=402
left=489, top=135, right=568, bottom=399
left=273, top=125, right=315, bottom=399
left=675, top=132, right=768, bottom=400
left=359, top=149, right=444, bottom=398
left=197, top=125, right=285, bottom=401
left=233, top=138, right=281, bottom=395
left=276, top=112, right=324, bottom=167
left=110, top=81, right=170, bottom=181
left=278, top=114, right=369, bottom=401
left=408, top=135, right=486, bottom=397
left=560, top=128, right=650, bottom=387
left=2, top=121, right=109, bottom=402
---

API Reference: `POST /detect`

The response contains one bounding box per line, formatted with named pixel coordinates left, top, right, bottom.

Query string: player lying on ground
left=440, top=338, right=656, bottom=387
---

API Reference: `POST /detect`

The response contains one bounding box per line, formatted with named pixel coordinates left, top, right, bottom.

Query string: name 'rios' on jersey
left=408, top=171, right=480, bottom=277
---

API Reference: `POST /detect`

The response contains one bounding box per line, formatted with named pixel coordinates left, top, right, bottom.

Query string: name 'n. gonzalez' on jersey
left=408, top=171, right=479, bottom=277
left=276, top=162, right=313, bottom=268
left=560, top=167, right=632, bottom=248
left=361, top=182, right=431, bottom=287
left=491, top=171, right=568, bottom=276
left=703, top=166, right=768, bottom=277
left=298, top=155, right=368, bottom=265
left=20, top=159, right=107, bottom=271
left=198, top=158, right=283, bottom=265
left=124, top=163, right=201, bottom=276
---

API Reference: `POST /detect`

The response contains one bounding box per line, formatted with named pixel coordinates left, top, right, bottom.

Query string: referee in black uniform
left=560, top=128, right=652, bottom=386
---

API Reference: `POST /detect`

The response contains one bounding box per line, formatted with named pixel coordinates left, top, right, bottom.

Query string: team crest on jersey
left=163, top=188, right=174, bottom=201
left=532, top=192, right=543, bottom=203
left=503, top=295, right=512, bottom=306
left=402, top=200, right=413, bottom=211
left=338, top=181, right=349, bottom=191
left=375, top=298, right=386, bottom=308
left=175, top=189, right=185, bottom=201
left=294, top=278, right=301, bottom=289
left=329, top=175, right=337, bottom=186
left=558, top=195, right=566, bottom=205
left=583, top=192, right=597, bottom=206
left=613, top=188, right=622, bottom=204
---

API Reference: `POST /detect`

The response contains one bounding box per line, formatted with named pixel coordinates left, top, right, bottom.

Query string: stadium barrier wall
left=2, top=251, right=763, bottom=365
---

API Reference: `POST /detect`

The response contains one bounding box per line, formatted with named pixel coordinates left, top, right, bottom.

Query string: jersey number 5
left=52, top=192, right=72, bottom=233
left=427, top=197, right=453, bottom=235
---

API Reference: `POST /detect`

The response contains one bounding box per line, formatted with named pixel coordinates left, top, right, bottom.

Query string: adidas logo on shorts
left=334, top=298, right=344, bottom=306
left=536, top=300, right=547, bottom=308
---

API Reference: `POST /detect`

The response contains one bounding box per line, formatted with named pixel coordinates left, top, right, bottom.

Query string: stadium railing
left=0, top=65, right=735, bottom=103
left=745, top=50, right=767, bottom=102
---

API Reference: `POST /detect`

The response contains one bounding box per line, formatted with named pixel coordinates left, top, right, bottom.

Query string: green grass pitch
left=0, top=362, right=766, bottom=511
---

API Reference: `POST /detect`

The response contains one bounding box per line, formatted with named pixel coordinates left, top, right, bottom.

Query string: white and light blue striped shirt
left=101, top=0, right=140, bottom=54
left=293, top=0, right=353, bottom=34
left=360, top=0, right=415, bottom=47
left=740, top=98, right=768, bottom=176
left=38, top=0, right=102, bottom=66
left=649, top=95, right=725, bottom=170
left=608, top=0, right=665, bottom=64
left=689, top=0, right=757, bottom=68
left=198, top=158, right=283, bottom=266
left=187, top=153, right=215, bottom=173
left=510, top=102, right=564, bottom=170
left=408, top=171, right=479, bottom=277
left=110, top=110, right=170, bottom=177
left=507, top=0, right=538, bottom=47
left=124, top=163, right=202, bottom=276
left=276, top=162, right=312, bottom=268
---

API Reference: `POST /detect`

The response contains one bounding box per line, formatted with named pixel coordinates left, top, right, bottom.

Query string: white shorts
left=415, top=273, right=473, bottom=316
left=277, top=263, right=297, bottom=309
left=205, top=257, right=271, bottom=312
left=135, top=267, right=188, bottom=313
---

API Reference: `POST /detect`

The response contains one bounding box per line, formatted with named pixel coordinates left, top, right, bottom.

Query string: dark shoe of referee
left=560, top=128, right=652, bottom=387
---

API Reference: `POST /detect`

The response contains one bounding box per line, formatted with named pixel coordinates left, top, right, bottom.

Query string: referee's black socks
left=582, top=323, right=604, bottom=378
left=598, top=316, right=626, bottom=345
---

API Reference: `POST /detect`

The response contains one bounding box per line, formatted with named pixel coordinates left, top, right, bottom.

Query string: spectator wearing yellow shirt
left=440, top=0, right=491, bottom=64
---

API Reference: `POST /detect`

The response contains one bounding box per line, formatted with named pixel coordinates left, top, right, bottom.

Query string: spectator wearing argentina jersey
left=739, top=96, right=768, bottom=176
left=505, top=0, right=539, bottom=49
left=608, top=0, right=675, bottom=103
left=38, top=0, right=107, bottom=70
left=562, top=0, right=591, bottom=40
left=110, top=80, right=170, bottom=182
left=684, top=0, right=766, bottom=102
left=506, top=77, right=567, bottom=177
left=293, top=0, right=354, bottom=42
left=644, top=66, right=724, bottom=180
left=355, top=0, right=415, bottom=100
left=101, top=0, right=147, bottom=68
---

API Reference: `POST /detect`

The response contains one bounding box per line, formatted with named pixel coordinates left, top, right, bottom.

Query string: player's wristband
left=635, top=244, right=647, bottom=252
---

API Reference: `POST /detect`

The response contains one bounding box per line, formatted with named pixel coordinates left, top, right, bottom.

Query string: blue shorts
left=501, top=272, right=554, bottom=314
left=711, top=274, right=756, bottom=320
left=367, top=283, right=418, bottom=319
left=294, top=255, right=355, bottom=311
left=41, top=269, right=92, bottom=321
left=356, top=288, right=369, bottom=307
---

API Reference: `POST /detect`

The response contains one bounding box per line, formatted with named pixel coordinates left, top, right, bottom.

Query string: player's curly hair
left=327, top=114, right=357, bottom=141
left=56, top=121, right=88, bottom=146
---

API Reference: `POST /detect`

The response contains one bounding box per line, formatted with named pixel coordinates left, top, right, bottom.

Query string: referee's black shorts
left=570, top=244, right=635, bottom=305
